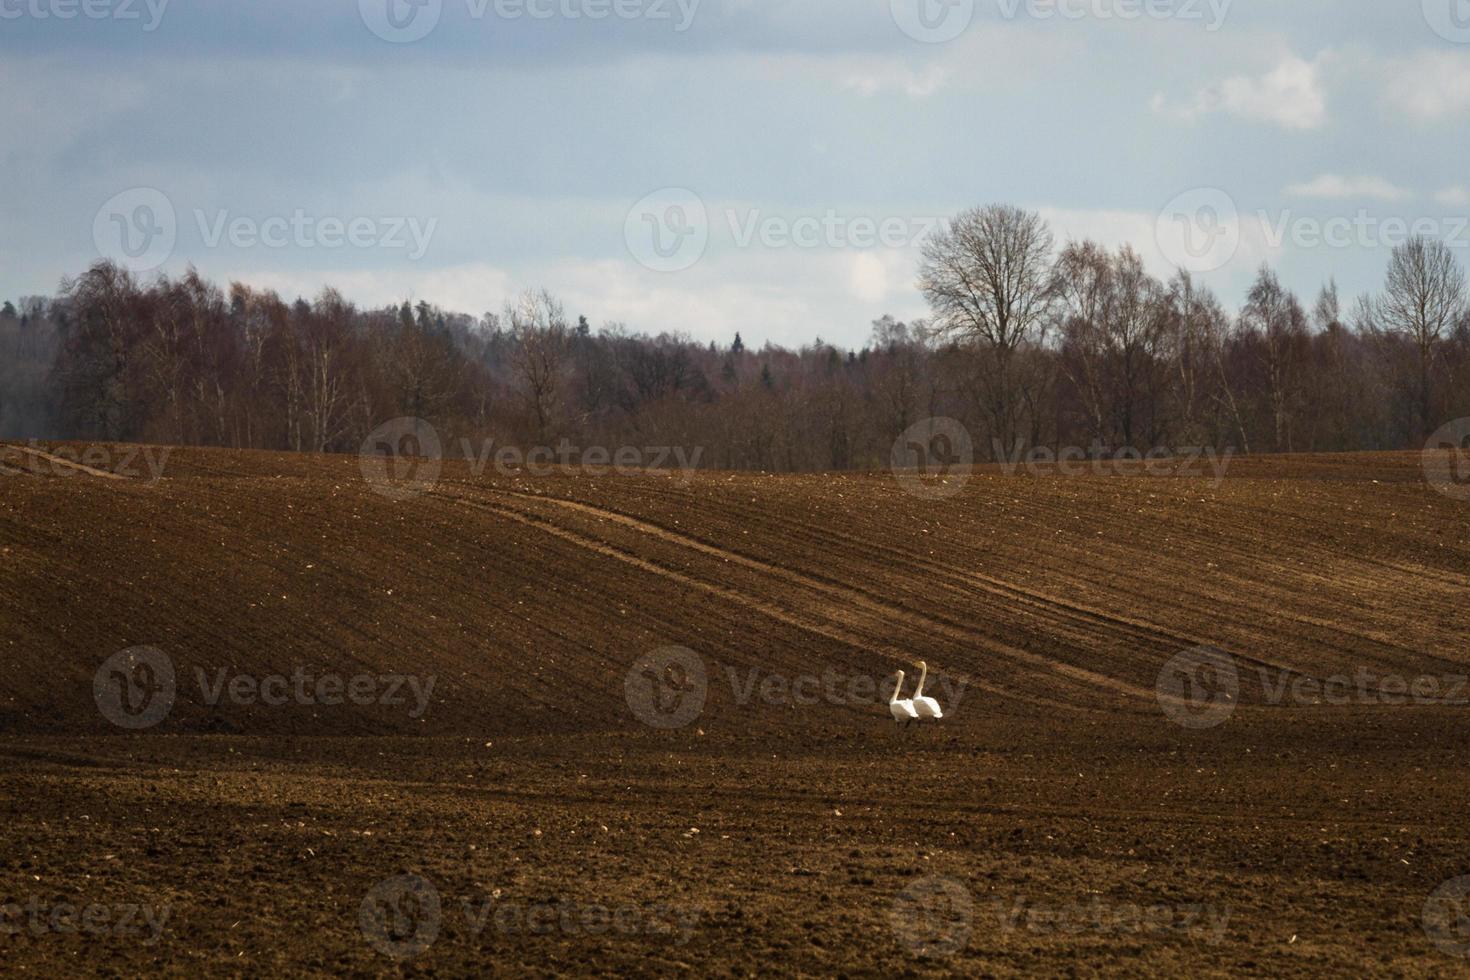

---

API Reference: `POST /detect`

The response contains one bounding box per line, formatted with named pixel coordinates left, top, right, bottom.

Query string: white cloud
left=840, top=64, right=949, bottom=99
left=756, top=25, right=1083, bottom=100
left=1437, top=186, right=1470, bottom=208
left=1040, top=205, right=1279, bottom=297
left=1285, top=174, right=1410, bottom=202
left=218, top=246, right=922, bottom=348
left=544, top=252, right=926, bottom=348
left=1153, top=52, right=1329, bottom=130
left=849, top=252, right=891, bottom=304
left=1383, top=51, right=1470, bottom=122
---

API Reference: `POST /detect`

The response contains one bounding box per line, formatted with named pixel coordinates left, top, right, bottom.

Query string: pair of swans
left=889, top=660, right=943, bottom=727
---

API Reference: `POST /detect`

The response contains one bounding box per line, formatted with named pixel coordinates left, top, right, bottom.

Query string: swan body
left=889, top=670, right=920, bottom=726
left=912, top=660, right=943, bottom=721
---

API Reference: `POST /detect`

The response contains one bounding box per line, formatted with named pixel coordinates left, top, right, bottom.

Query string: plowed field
left=1, top=443, right=1467, bottom=976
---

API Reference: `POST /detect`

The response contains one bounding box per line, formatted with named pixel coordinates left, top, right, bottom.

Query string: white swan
left=912, top=661, right=943, bottom=721
left=889, top=670, right=919, bottom=728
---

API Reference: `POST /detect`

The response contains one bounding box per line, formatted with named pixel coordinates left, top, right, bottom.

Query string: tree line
left=3, top=203, right=1468, bottom=469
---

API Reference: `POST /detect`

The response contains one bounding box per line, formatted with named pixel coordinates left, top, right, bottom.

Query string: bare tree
left=1313, top=279, right=1342, bottom=333
left=58, top=262, right=144, bottom=439
left=1164, top=270, right=1222, bottom=445
left=26, top=250, right=1470, bottom=472
left=919, top=205, right=1055, bottom=457
left=1375, top=237, right=1468, bottom=438
left=1053, top=243, right=1168, bottom=446
left=869, top=315, right=924, bottom=445
left=303, top=289, right=354, bottom=453
left=1104, top=247, right=1169, bottom=446
left=507, top=289, right=569, bottom=444
left=1240, top=266, right=1309, bottom=452
left=1053, top=241, right=1112, bottom=441
left=388, top=300, right=462, bottom=424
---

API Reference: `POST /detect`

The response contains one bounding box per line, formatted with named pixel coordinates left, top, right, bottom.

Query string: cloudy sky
left=3, top=0, right=1469, bottom=347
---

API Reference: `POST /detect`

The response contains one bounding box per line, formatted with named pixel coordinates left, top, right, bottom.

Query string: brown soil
left=0, top=444, right=1467, bottom=975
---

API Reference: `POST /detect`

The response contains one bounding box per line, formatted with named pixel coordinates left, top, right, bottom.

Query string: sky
left=3, top=0, right=1470, bottom=348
